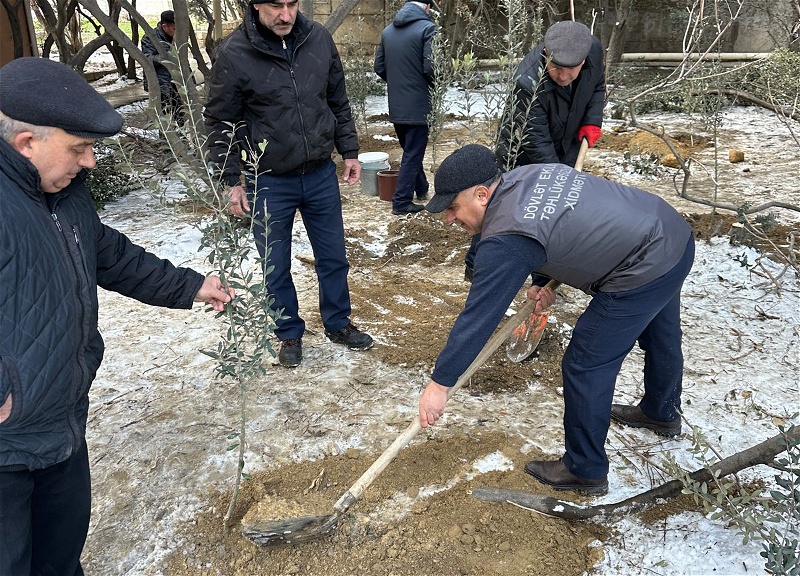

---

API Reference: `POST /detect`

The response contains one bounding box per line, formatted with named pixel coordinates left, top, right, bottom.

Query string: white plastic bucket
left=359, top=152, right=390, bottom=196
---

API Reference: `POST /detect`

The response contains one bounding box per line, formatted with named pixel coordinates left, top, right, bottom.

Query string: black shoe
left=324, top=322, right=374, bottom=350
left=464, top=265, right=474, bottom=283
left=611, top=404, right=681, bottom=437
left=392, top=203, right=425, bottom=215
left=278, top=338, right=302, bottom=367
left=524, top=459, right=608, bottom=495
left=416, top=192, right=429, bottom=201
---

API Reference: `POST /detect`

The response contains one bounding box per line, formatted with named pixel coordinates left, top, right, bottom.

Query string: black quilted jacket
left=0, top=138, right=204, bottom=471
left=204, top=9, right=359, bottom=185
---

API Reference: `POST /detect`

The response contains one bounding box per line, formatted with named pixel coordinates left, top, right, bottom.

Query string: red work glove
left=577, top=125, right=602, bottom=147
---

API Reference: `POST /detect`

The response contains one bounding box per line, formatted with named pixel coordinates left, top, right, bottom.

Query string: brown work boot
left=610, top=404, right=681, bottom=437
left=524, top=459, right=608, bottom=495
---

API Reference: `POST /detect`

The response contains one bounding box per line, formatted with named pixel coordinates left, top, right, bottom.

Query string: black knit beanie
left=0, top=57, right=123, bottom=139
left=427, top=144, right=500, bottom=213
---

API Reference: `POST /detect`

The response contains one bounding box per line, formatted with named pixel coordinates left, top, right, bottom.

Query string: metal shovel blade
left=504, top=309, right=550, bottom=363
left=243, top=513, right=339, bottom=546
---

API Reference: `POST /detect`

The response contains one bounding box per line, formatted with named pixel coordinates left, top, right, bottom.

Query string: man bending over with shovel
left=418, top=144, right=695, bottom=495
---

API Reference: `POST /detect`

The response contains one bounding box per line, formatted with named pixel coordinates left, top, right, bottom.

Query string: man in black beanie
left=465, top=20, right=606, bottom=281
left=419, top=144, right=694, bottom=496
left=205, top=0, right=373, bottom=368
left=0, top=57, right=233, bottom=575
left=141, top=9, right=184, bottom=123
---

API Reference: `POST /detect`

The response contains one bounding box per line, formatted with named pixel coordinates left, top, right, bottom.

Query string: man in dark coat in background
left=0, top=57, right=233, bottom=576
left=204, top=0, right=373, bottom=368
left=465, top=20, right=606, bottom=280
left=141, top=9, right=184, bottom=123
left=374, top=0, right=436, bottom=215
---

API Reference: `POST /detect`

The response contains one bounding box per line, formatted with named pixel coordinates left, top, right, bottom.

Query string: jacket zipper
left=51, top=209, right=87, bottom=456
left=283, top=37, right=312, bottom=171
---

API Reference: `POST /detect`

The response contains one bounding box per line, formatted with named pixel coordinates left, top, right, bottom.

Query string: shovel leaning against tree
left=504, top=138, right=590, bottom=363
left=242, top=297, right=542, bottom=546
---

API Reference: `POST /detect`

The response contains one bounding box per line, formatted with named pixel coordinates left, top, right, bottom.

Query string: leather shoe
left=611, top=404, right=681, bottom=437
left=525, top=459, right=608, bottom=495
left=325, top=322, right=374, bottom=350
left=278, top=338, right=302, bottom=367
left=392, top=203, right=425, bottom=215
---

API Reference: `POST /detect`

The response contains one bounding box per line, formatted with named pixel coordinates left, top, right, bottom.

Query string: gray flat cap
left=427, top=144, right=500, bottom=213
left=0, top=57, right=123, bottom=139
left=544, top=21, right=592, bottom=67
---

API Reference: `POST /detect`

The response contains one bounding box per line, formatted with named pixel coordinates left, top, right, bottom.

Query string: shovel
left=504, top=138, right=590, bottom=363
left=242, top=297, right=541, bottom=546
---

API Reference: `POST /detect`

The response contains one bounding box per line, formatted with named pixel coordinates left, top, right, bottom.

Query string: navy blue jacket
left=374, top=2, right=436, bottom=125
left=0, top=138, right=204, bottom=471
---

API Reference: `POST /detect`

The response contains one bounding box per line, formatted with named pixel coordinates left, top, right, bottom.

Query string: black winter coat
left=141, top=23, right=174, bottom=93
left=374, top=2, right=436, bottom=125
left=497, top=36, right=605, bottom=168
left=204, top=9, right=359, bottom=185
left=0, top=138, right=204, bottom=471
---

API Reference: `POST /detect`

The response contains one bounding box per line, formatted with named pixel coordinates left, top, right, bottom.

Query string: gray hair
left=0, top=112, right=54, bottom=143
left=408, top=1, right=429, bottom=9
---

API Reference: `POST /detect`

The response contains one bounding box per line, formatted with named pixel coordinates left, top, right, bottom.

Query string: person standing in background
left=374, top=0, right=436, bottom=215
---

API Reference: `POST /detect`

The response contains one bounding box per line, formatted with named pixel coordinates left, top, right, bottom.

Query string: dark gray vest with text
left=480, top=164, right=692, bottom=294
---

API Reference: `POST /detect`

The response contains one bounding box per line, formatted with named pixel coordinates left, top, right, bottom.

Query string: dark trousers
left=248, top=160, right=352, bottom=341
left=393, top=124, right=429, bottom=209
left=0, top=441, right=90, bottom=576
left=561, top=236, right=695, bottom=479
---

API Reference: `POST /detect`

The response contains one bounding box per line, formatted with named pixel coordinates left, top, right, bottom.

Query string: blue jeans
left=393, top=124, right=429, bottom=209
left=561, top=236, right=695, bottom=479
left=247, top=160, right=352, bottom=340
left=0, top=441, right=90, bottom=576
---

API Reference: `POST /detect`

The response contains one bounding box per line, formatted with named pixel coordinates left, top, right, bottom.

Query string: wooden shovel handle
left=575, top=137, right=590, bottom=172
left=334, top=297, right=544, bottom=512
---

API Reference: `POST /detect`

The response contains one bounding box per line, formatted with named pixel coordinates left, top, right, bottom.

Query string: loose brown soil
left=165, top=432, right=615, bottom=576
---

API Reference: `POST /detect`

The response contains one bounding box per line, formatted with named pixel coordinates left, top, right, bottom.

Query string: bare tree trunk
left=67, top=9, right=83, bottom=52
left=299, top=0, right=312, bottom=19
left=34, top=0, right=71, bottom=60
left=69, top=31, right=111, bottom=71
left=473, top=427, right=799, bottom=520
left=127, top=0, right=138, bottom=79
left=172, top=0, right=204, bottom=129
left=604, top=0, right=633, bottom=81
left=324, top=0, right=360, bottom=34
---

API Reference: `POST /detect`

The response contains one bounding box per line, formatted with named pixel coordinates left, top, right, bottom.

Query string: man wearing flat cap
left=0, top=57, right=233, bottom=575
left=205, top=0, right=373, bottom=368
left=465, top=20, right=606, bottom=281
left=141, top=9, right=184, bottom=123
left=419, top=144, right=694, bottom=495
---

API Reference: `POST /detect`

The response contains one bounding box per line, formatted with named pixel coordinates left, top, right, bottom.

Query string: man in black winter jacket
left=419, top=145, right=694, bottom=496
left=0, top=57, right=233, bottom=576
left=141, top=10, right=183, bottom=123
left=374, top=0, right=436, bottom=215
left=205, top=0, right=373, bottom=368
left=465, top=21, right=606, bottom=279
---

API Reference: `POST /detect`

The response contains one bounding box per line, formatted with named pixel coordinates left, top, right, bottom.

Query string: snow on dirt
left=79, top=102, right=799, bottom=576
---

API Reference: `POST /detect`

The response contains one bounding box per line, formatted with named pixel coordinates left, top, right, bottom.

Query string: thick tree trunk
left=473, top=427, right=799, bottom=520
left=604, top=0, right=634, bottom=80
left=324, top=0, right=360, bottom=34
